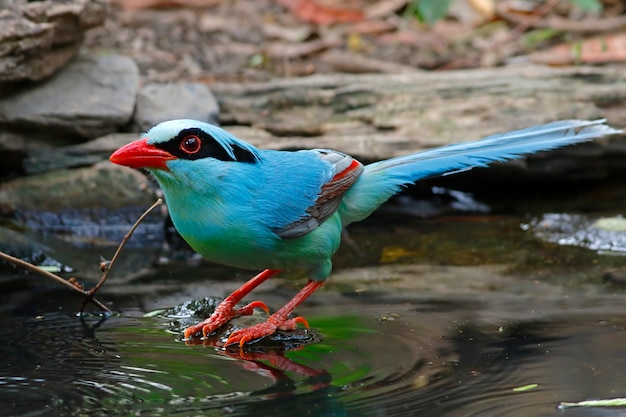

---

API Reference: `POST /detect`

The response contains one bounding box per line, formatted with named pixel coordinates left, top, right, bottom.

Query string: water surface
left=2, top=183, right=626, bottom=417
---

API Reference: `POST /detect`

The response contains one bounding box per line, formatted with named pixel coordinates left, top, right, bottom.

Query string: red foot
left=184, top=300, right=269, bottom=339
left=224, top=315, right=309, bottom=347
left=223, top=279, right=324, bottom=347
left=183, top=269, right=282, bottom=339
left=184, top=273, right=325, bottom=347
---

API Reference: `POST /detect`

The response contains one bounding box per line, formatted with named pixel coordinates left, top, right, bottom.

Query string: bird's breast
left=170, top=201, right=343, bottom=273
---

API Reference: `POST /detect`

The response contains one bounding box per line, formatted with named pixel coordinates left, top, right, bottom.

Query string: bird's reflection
left=185, top=333, right=331, bottom=396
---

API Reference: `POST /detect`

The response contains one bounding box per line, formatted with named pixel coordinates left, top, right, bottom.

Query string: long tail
left=339, top=119, right=621, bottom=225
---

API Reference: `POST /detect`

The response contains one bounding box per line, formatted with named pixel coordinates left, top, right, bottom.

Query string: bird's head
left=109, top=119, right=261, bottom=190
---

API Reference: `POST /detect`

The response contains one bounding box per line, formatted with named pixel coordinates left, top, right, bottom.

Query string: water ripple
left=4, top=300, right=626, bottom=416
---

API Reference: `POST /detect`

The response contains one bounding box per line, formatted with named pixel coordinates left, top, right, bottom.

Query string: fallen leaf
left=528, top=33, right=626, bottom=65
left=112, top=0, right=219, bottom=11
left=321, top=50, right=420, bottom=73
left=469, top=0, right=495, bottom=19
left=560, top=398, right=626, bottom=408
left=594, top=217, right=626, bottom=232
left=345, top=19, right=397, bottom=36
left=265, top=38, right=340, bottom=58
left=364, top=0, right=408, bottom=19
left=512, top=383, right=538, bottom=392
left=379, top=246, right=419, bottom=263
left=277, top=0, right=365, bottom=25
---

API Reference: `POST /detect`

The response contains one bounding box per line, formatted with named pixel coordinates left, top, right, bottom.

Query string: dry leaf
left=112, top=0, right=219, bottom=11
left=277, top=0, right=365, bottom=25
left=529, top=33, right=626, bottom=65
left=364, top=0, right=408, bottom=19
left=469, top=0, right=496, bottom=18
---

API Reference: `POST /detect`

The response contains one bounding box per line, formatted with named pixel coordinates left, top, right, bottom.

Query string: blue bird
left=110, top=118, right=620, bottom=346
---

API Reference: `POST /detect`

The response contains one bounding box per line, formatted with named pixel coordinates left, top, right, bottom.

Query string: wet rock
left=0, top=162, right=164, bottom=246
left=0, top=130, right=29, bottom=175
left=23, top=132, right=137, bottom=175
left=164, top=297, right=316, bottom=349
left=132, top=82, right=220, bottom=132
left=330, top=263, right=512, bottom=296
left=0, top=52, right=139, bottom=141
left=0, top=0, right=109, bottom=82
left=0, top=225, right=71, bottom=274
left=523, top=213, right=626, bottom=253
left=603, top=270, right=626, bottom=286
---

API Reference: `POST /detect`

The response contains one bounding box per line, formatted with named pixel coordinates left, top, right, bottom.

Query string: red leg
left=224, top=279, right=325, bottom=347
left=184, top=269, right=282, bottom=339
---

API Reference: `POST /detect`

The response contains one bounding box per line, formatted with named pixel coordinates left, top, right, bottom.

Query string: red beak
left=110, top=138, right=176, bottom=170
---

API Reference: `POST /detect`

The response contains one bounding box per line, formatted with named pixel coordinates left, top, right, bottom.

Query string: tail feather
left=339, top=119, right=621, bottom=225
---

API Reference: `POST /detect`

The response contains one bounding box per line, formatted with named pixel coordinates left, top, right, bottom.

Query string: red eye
left=180, top=135, right=201, bottom=154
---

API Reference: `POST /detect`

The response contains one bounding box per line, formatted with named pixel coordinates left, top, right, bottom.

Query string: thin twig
left=0, top=197, right=163, bottom=313
left=80, top=198, right=164, bottom=311
left=0, top=251, right=110, bottom=312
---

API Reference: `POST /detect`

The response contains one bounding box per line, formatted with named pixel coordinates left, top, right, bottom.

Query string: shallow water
left=4, top=297, right=626, bottom=417
left=2, top=184, right=626, bottom=417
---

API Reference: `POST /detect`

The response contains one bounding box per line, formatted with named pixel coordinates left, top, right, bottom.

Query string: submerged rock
left=164, top=297, right=316, bottom=350
left=0, top=225, right=71, bottom=274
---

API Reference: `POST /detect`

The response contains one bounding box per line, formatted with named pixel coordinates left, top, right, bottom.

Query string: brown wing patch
left=275, top=152, right=363, bottom=239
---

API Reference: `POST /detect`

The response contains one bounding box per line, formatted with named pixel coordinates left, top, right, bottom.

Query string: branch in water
left=0, top=198, right=164, bottom=314
left=0, top=250, right=110, bottom=312
left=80, top=198, right=164, bottom=312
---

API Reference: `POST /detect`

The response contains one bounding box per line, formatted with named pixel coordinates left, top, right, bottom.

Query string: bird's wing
left=273, top=150, right=363, bottom=239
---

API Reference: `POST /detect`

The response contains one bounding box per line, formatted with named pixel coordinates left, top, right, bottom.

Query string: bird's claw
left=224, top=315, right=310, bottom=347
left=278, top=316, right=309, bottom=331
left=183, top=299, right=269, bottom=339
left=184, top=321, right=219, bottom=339
left=235, top=300, right=269, bottom=316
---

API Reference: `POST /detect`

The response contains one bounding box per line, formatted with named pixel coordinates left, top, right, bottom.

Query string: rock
left=0, top=129, right=29, bottom=175
left=524, top=213, right=626, bottom=254
left=0, top=0, right=109, bottom=82
left=132, top=82, right=220, bottom=132
left=0, top=162, right=164, bottom=246
left=211, top=65, right=626, bottom=161
left=0, top=53, right=140, bottom=140
left=0, top=162, right=155, bottom=214
left=164, top=297, right=315, bottom=349
left=604, top=270, right=626, bottom=286
left=23, top=132, right=137, bottom=174
left=0, top=225, right=72, bottom=275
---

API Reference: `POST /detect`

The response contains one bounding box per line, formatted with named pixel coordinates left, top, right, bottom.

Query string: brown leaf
left=469, top=0, right=495, bottom=19
left=529, top=34, right=626, bottom=65
left=364, top=0, right=407, bottom=19
left=344, top=19, right=397, bottom=36
left=111, top=0, right=219, bottom=11
left=266, top=38, right=340, bottom=58
left=277, top=0, right=365, bottom=25
left=321, top=50, right=421, bottom=73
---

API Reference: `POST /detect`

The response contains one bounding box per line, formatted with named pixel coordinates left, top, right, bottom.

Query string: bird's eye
left=180, top=135, right=201, bottom=154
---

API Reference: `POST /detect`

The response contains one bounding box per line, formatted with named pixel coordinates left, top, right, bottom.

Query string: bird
left=109, top=118, right=621, bottom=347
